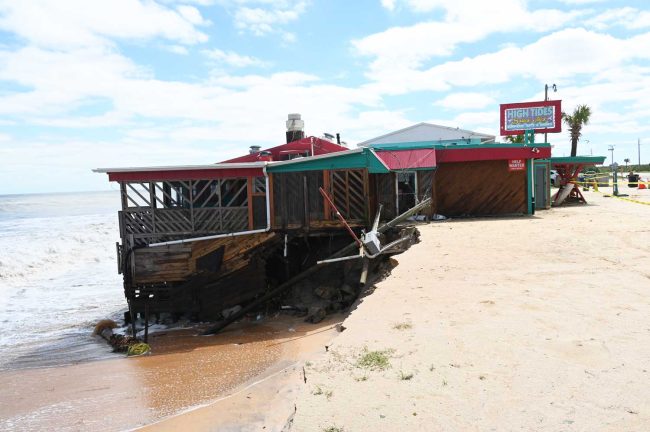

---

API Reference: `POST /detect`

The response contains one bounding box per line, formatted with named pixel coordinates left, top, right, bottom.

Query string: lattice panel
left=221, top=207, right=248, bottom=232
left=124, top=183, right=152, bottom=208
left=120, top=178, right=254, bottom=245
left=121, top=209, right=154, bottom=236
left=194, top=207, right=223, bottom=232
left=330, top=169, right=366, bottom=221
left=154, top=208, right=192, bottom=234
left=192, top=180, right=221, bottom=208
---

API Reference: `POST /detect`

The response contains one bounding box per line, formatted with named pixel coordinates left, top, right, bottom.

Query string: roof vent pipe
left=336, top=133, right=341, bottom=145
left=249, top=145, right=261, bottom=154
left=286, top=113, right=305, bottom=143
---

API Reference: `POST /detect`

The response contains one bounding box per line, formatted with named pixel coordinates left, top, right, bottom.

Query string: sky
left=0, top=0, right=649, bottom=194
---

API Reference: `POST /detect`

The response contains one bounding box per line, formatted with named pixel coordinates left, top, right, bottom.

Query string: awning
left=374, top=148, right=437, bottom=171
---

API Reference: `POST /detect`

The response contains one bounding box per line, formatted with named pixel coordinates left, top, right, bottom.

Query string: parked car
left=550, top=169, right=560, bottom=187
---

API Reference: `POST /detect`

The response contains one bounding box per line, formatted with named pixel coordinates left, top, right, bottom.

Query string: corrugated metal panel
left=374, top=149, right=437, bottom=170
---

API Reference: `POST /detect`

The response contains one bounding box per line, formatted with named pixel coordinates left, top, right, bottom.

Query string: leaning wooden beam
left=202, top=197, right=432, bottom=336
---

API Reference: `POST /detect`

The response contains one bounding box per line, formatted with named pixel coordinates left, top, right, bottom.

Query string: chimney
left=249, top=145, right=261, bottom=154
left=286, top=113, right=305, bottom=143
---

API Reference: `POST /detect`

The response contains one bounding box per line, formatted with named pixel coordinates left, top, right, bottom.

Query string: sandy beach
left=2, top=186, right=649, bottom=431
left=288, top=188, right=650, bottom=431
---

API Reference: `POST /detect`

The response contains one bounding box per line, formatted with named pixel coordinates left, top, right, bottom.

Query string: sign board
left=500, top=100, right=562, bottom=136
left=508, top=159, right=526, bottom=171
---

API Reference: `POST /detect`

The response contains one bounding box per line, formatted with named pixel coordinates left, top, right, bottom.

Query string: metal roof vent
left=286, top=113, right=305, bottom=143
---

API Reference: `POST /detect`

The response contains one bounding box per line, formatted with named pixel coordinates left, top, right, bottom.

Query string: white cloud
left=558, top=0, right=605, bottom=4
left=233, top=1, right=307, bottom=36
left=203, top=49, right=267, bottom=67
left=381, top=0, right=397, bottom=11
left=361, top=28, right=650, bottom=96
left=0, top=0, right=209, bottom=49
left=355, top=0, right=580, bottom=91
left=585, top=7, right=650, bottom=30
left=436, top=92, right=495, bottom=110
left=165, top=45, right=190, bottom=55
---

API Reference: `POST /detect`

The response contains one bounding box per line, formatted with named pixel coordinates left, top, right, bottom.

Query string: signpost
left=500, top=100, right=563, bottom=212
left=500, top=100, right=562, bottom=137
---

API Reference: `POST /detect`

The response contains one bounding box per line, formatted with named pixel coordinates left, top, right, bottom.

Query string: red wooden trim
left=107, top=168, right=263, bottom=182
left=500, top=100, right=562, bottom=136
left=436, top=146, right=551, bottom=163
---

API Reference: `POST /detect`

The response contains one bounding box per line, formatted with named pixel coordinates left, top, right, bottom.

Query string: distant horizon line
left=0, top=188, right=118, bottom=197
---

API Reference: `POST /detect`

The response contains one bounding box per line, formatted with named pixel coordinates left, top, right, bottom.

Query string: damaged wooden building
left=95, top=115, right=551, bottom=322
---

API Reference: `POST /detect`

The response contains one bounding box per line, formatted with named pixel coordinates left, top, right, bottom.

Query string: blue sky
left=0, top=0, right=649, bottom=194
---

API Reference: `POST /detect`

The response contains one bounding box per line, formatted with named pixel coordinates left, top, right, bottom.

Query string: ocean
left=0, top=190, right=126, bottom=370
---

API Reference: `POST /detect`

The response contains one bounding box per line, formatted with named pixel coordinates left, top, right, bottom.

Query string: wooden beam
left=269, top=174, right=275, bottom=229
left=247, top=177, right=254, bottom=230
left=322, top=170, right=331, bottom=220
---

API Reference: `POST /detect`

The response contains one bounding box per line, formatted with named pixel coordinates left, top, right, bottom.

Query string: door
left=396, top=171, right=417, bottom=214
left=534, top=164, right=548, bottom=209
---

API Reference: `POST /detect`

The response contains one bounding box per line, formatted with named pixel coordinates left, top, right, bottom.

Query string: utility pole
left=638, top=138, right=641, bottom=169
left=544, top=83, right=557, bottom=143
left=608, top=145, right=615, bottom=167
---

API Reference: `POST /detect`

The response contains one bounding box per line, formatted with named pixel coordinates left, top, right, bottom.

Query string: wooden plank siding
left=132, top=232, right=277, bottom=284
left=432, top=160, right=527, bottom=216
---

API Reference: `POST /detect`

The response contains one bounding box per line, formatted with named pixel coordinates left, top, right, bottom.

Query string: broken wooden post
left=359, top=258, right=370, bottom=287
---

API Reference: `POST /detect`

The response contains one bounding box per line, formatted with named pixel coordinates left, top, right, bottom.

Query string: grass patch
left=442, top=379, right=448, bottom=386
left=354, top=375, right=368, bottom=382
left=399, top=370, right=414, bottom=380
left=323, top=426, right=344, bottom=432
left=357, top=347, right=393, bottom=370
left=312, top=385, right=332, bottom=399
left=392, top=322, right=412, bottom=331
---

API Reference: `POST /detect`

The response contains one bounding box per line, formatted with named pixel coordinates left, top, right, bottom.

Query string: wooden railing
left=119, top=206, right=249, bottom=246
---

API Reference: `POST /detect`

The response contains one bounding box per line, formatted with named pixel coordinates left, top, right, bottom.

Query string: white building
left=357, top=122, right=495, bottom=147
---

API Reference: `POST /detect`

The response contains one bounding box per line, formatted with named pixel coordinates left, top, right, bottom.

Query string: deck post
left=144, top=303, right=149, bottom=343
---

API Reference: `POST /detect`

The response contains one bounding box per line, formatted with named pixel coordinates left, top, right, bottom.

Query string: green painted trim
left=368, top=141, right=552, bottom=151
left=550, top=156, right=606, bottom=164
left=267, top=148, right=390, bottom=173
left=527, top=159, right=534, bottom=215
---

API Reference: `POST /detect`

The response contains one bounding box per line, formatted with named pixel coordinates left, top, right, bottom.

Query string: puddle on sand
left=0, top=316, right=333, bottom=432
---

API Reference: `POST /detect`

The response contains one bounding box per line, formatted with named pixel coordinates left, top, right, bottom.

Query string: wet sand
left=0, top=315, right=340, bottom=432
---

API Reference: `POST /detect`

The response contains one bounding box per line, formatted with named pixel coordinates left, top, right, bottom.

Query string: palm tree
left=504, top=134, right=524, bottom=143
left=562, top=105, right=592, bottom=157
left=624, top=158, right=630, bottom=169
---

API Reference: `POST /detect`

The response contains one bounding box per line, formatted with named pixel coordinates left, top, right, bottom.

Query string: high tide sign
left=500, top=100, right=562, bottom=136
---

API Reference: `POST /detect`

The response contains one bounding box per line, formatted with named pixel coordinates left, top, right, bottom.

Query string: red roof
left=223, top=137, right=348, bottom=163
left=374, top=148, right=437, bottom=170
